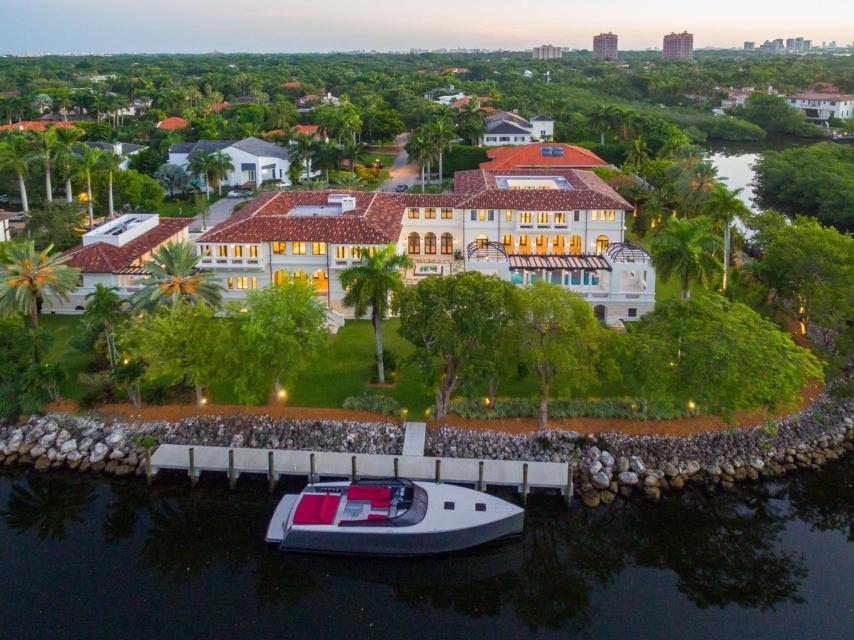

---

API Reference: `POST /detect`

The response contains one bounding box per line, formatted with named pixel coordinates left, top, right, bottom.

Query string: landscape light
left=687, top=400, right=697, bottom=411
left=122, top=357, right=129, bottom=365
left=277, top=388, right=287, bottom=401
left=201, top=397, right=208, bottom=405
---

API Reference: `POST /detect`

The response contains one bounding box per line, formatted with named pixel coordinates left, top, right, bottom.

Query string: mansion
left=49, top=168, right=655, bottom=328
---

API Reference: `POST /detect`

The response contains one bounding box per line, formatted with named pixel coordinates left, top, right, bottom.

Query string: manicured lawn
left=159, top=193, right=224, bottom=218
left=39, top=314, right=93, bottom=399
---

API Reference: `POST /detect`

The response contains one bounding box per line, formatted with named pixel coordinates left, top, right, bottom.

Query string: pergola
left=508, top=254, right=611, bottom=272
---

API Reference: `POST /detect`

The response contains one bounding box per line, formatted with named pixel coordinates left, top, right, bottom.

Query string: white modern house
left=46, top=214, right=191, bottom=313
left=168, top=137, right=292, bottom=189
left=0, top=212, right=13, bottom=242
left=786, top=92, right=854, bottom=122
left=479, top=112, right=555, bottom=146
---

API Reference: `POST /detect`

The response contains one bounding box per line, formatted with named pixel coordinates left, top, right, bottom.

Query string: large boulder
left=89, top=443, right=109, bottom=464
left=591, top=471, right=611, bottom=490
left=618, top=471, right=639, bottom=486
left=60, top=439, right=78, bottom=455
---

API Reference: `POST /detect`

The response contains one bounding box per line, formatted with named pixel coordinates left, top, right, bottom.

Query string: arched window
left=475, top=234, right=488, bottom=249
left=424, top=232, right=436, bottom=255
left=570, top=235, right=582, bottom=256
left=292, top=270, right=308, bottom=284
left=535, top=234, right=548, bottom=255
left=312, top=269, right=329, bottom=292
left=502, top=234, right=513, bottom=252
left=273, top=270, right=288, bottom=285
left=408, top=232, right=420, bottom=254
left=596, top=235, right=609, bottom=255
left=552, top=235, right=566, bottom=255
left=441, top=233, right=453, bottom=254
left=518, top=234, right=530, bottom=255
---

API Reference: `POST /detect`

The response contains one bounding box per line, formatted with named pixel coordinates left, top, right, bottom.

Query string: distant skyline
left=3, top=0, right=853, bottom=54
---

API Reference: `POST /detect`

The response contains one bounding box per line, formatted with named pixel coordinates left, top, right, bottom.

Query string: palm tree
left=208, top=150, right=235, bottom=194
left=678, top=159, right=719, bottom=211
left=426, top=117, right=455, bottom=185
left=704, top=184, right=751, bottom=292
left=312, top=140, right=340, bottom=183
left=99, top=151, right=123, bottom=218
left=30, top=130, right=57, bottom=203
left=303, top=178, right=328, bottom=191
left=340, top=243, right=412, bottom=384
left=626, top=136, right=650, bottom=166
left=0, top=133, right=34, bottom=212
left=334, top=174, right=368, bottom=191
left=187, top=150, right=215, bottom=199
left=341, top=139, right=365, bottom=176
left=130, top=241, right=223, bottom=311
left=293, top=132, right=317, bottom=181
left=75, top=145, right=102, bottom=227
left=405, top=131, right=431, bottom=192
left=455, top=101, right=486, bottom=146
left=649, top=217, right=723, bottom=300
left=0, top=240, right=80, bottom=333
left=587, top=105, right=612, bottom=145
left=83, top=284, right=125, bottom=368
left=49, top=126, right=84, bottom=204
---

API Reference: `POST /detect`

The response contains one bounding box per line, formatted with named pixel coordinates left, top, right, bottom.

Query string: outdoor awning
left=508, top=254, right=611, bottom=271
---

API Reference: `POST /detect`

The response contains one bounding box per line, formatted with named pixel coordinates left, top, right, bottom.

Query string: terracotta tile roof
left=292, top=124, right=321, bottom=136
left=156, top=116, right=188, bottom=130
left=281, top=81, right=304, bottom=88
left=0, top=121, right=76, bottom=133
left=210, top=101, right=229, bottom=113
left=450, top=96, right=491, bottom=109
left=197, top=192, right=406, bottom=244
left=63, top=217, right=192, bottom=273
left=788, top=92, right=854, bottom=101
left=480, top=143, right=608, bottom=170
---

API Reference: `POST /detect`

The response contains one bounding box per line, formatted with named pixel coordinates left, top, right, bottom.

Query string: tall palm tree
left=187, top=150, right=216, bottom=199
left=0, top=240, right=80, bottom=333
left=626, top=136, right=650, bottom=166
left=334, top=174, right=368, bottom=191
left=455, top=101, right=486, bottom=146
left=75, top=145, right=102, bottom=227
left=426, top=117, right=455, bottom=185
left=293, top=132, right=317, bottom=181
left=0, top=133, right=33, bottom=212
left=29, top=130, right=57, bottom=203
left=340, top=243, right=412, bottom=384
left=587, top=104, right=612, bottom=145
left=130, top=241, right=223, bottom=310
left=99, top=151, right=123, bottom=217
left=405, top=131, right=431, bottom=192
left=341, top=139, right=365, bottom=176
left=49, top=126, right=84, bottom=204
left=312, top=140, right=340, bottom=183
left=83, top=284, right=125, bottom=368
left=678, top=159, right=719, bottom=211
left=649, top=217, right=723, bottom=300
left=704, top=183, right=751, bottom=292
left=208, top=150, right=235, bottom=194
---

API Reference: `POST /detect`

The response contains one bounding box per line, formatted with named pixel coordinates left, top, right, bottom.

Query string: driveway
left=381, top=133, right=420, bottom=192
left=189, top=196, right=249, bottom=232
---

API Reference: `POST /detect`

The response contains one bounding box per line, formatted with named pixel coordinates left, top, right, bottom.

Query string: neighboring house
left=281, top=81, right=304, bottom=89
left=478, top=112, right=555, bottom=146
left=449, top=95, right=491, bottom=109
left=45, top=214, right=191, bottom=313
left=720, top=87, right=755, bottom=111
left=156, top=116, right=188, bottom=130
left=0, top=212, right=14, bottom=242
left=194, top=167, right=654, bottom=326
left=81, top=141, right=148, bottom=170
left=296, top=92, right=340, bottom=112
left=210, top=101, right=230, bottom=113
left=0, top=120, right=76, bottom=133
left=786, top=92, right=854, bottom=121
left=479, top=143, right=609, bottom=170
left=168, top=137, right=292, bottom=189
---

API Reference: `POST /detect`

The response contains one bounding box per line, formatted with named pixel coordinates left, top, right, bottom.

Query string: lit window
left=478, top=210, right=486, bottom=221
left=272, top=242, right=287, bottom=255
left=441, top=208, right=453, bottom=219
left=553, top=236, right=566, bottom=254
left=231, top=276, right=250, bottom=290
left=313, top=270, right=328, bottom=291
left=554, top=212, right=566, bottom=224
left=218, top=246, right=228, bottom=258
left=425, top=208, right=436, bottom=219
left=520, top=212, right=532, bottom=224
left=502, top=234, right=513, bottom=250
left=201, top=245, right=212, bottom=257
left=233, top=245, right=243, bottom=258
left=293, top=271, right=308, bottom=283
left=351, top=246, right=365, bottom=259
left=537, top=212, right=549, bottom=224
left=273, top=270, right=287, bottom=285
left=408, top=232, right=420, bottom=254
left=441, top=233, right=453, bottom=254
left=312, top=242, right=326, bottom=256
left=570, top=235, right=582, bottom=255
left=293, top=242, right=306, bottom=255
left=592, top=210, right=599, bottom=221
left=424, top=233, right=436, bottom=254
left=596, top=235, right=609, bottom=255
left=336, top=246, right=347, bottom=259
left=505, top=211, right=512, bottom=222
left=249, top=246, right=258, bottom=258
left=609, top=210, right=616, bottom=221
left=475, top=234, right=488, bottom=249
left=518, top=235, right=530, bottom=254
left=536, top=234, right=548, bottom=254
left=408, top=208, right=420, bottom=219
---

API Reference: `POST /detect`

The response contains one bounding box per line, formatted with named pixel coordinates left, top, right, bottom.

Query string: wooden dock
left=148, top=444, right=573, bottom=501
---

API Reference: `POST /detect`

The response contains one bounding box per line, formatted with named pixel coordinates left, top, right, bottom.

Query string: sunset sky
left=3, top=0, right=853, bottom=53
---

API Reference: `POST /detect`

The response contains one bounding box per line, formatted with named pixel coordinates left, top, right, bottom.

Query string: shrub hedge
left=449, top=397, right=690, bottom=420
left=342, top=393, right=402, bottom=416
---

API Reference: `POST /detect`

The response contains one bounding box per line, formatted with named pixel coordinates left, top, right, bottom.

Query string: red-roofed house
left=450, top=96, right=491, bottom=109
left=194, top=167, right=653, bottom=325
left=281, top=81, right=304, bottom=89
left=210, top=101, right=229, bottom=113
left=156, top=116, right=188, bottom=130
left=0, top=121, right=77, bottom=133
left=45, top=214, right=192, bottom=313
left=292, top=124, right=321, bottom=137
left=479, top=143, right=608, bottom=170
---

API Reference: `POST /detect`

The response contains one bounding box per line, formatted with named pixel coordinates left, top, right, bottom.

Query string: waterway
left=1, top=461, right=852, bottom=639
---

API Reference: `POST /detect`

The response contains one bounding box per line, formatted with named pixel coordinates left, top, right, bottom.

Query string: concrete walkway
left=402, top=422, right=427, bottom=456
left=189, top=196, right=249, bottom=232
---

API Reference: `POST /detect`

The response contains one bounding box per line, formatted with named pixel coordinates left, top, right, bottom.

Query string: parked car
left=227, top=188, right=251, bottom=199
left=394, top=184, right=409, bottom=192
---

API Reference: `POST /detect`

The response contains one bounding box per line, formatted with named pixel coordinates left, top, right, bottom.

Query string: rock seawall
left=1, top=391, right=851, bottom=506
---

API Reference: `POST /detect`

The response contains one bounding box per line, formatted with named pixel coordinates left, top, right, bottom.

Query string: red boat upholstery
left=293, top=494, right=341, bottom=525
left=347, top=486, right=392, bottom=508
left=367, top=514, right=388, bottom=521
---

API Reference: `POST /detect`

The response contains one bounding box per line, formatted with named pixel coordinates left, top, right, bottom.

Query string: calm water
left=1, top=461, right=853, bottom=639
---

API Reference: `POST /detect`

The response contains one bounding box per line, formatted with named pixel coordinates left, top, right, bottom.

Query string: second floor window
left=233, top=245, right=243, bottom=258
left=537, top=212, right=549, bottom=224
left=312, top=242, right=326, bottom=256
left=520, top=212, right=532, bottom=224
left=408, top=208, right=420, bottom=219
left=336, top=246, right=347, bottom=259
left=554, top=212, right=566, bottom=224
left=441, top=208, right=453, bottom=219
left=293, top=242, right=307, bottom=255
left=248, top=246, right=258, bottom=258
left=425, top=208, right=436, bottom=219
left=218, top=246, right=228, bottom=257
left=272, top=242, right=287, bottom=255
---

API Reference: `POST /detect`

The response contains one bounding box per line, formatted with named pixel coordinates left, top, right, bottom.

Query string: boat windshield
left=339, top=485, right=428, bottom=528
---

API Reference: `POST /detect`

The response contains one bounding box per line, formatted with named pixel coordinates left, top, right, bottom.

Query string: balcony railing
left=199, top=256, right=264, bottom=269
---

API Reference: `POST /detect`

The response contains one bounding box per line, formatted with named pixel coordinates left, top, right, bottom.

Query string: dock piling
left=267, top=451, right=276, bottom=493
left=393, top=457, right=399, bottom=479
left=351, top=455, right=357, bottom=482
left=145, top=447, right=153, bottom=486
left=435, top=459, right=441, bottom=484
left=565, top=462, right=573, bottom=507
left=522, top=463, right=529, bottom=505
left=228, top=449, right=237, bottom=490
left=309, top=453, right=316, bottom=483
left=478, top=460, right=485, bottom=491
left=188, top=447, right=197, bottom=487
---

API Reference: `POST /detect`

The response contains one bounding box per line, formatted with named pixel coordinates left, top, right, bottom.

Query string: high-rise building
left=744, top=41, right=755, bottom=51
left=533, top=45, right=562, bottom=60
left=593, top=33, right=619, bottom=59
left=663, top=32, right=694, bottom=60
